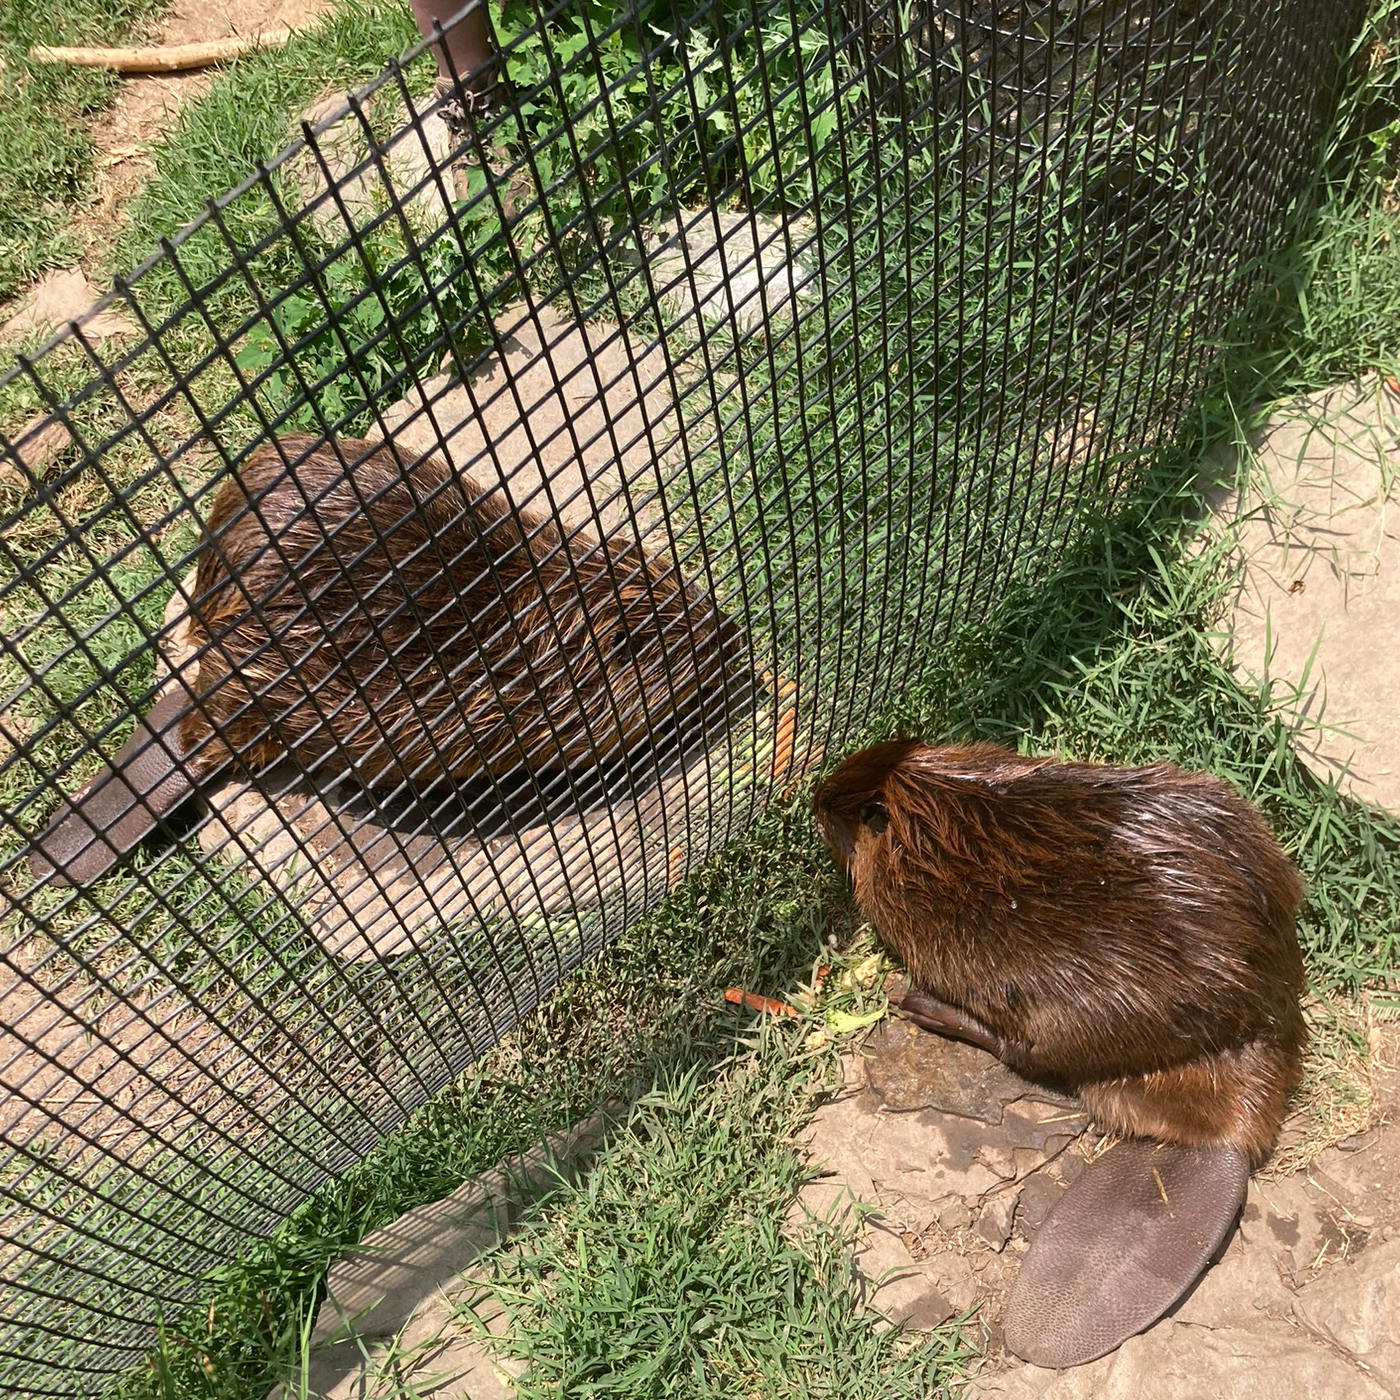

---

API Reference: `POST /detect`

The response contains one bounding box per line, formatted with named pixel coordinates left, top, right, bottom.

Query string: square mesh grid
left=0, top=0, right=1365, bottom=1391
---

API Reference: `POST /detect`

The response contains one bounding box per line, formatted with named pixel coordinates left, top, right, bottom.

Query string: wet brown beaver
left=32, top=434, right=749, bottom=887
left=814, top=738, right=1308, bottom=1367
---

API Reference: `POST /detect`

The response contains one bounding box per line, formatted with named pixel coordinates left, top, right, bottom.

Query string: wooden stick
left=29, top=29, right=296, bottom=74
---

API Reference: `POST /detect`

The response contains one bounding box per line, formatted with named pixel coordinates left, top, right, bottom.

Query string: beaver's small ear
left=859, top=798, right=889, bottom=835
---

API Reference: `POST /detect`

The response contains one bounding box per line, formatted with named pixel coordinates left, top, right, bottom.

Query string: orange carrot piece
left=723, top=987, right=800, bottom=1017
left=667, top=845, right=686, bottom=889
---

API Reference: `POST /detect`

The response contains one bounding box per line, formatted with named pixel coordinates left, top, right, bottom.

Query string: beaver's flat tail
left=1003, top=1137, right=1248, bottom=1367
left=29, top=692, right=208, bottom=888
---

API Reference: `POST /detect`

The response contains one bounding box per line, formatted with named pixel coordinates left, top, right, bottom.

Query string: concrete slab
left=636, top=209, right=818, bottom=338
left=801, top=1015, right=1400, bottom=1395
left=793, top=1018, right=1087, bottom=1345
left=1204, top=375, right=1400, bottom=812
left=272, top=1111, right=617, bottom=1400
left=966, top=1320, right=1394, bottom=1400
left=373, top=301, right=690, bottom=555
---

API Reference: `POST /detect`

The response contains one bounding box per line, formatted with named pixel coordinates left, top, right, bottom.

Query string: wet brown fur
left=169, top=434, right=746, bottom=791
left=814, top=740, right=1307, bottom=1162
left=30, top=432, right=749, bottom=883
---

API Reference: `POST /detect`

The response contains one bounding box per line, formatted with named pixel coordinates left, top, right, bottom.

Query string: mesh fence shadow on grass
left=0, top=0, right=1367, bottom=1392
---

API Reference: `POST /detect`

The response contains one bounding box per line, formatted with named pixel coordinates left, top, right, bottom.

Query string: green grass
left=104, top=429, right=1400, bottom=1400
left=0, top=0, right=171, bottom=302
left=457, top=1028, right=971, bottom=1399
left=0, top=0, right=425, bottom=452
left=1188, top=7, right=1400, bottom=415
left=6, top=2, right=1400, bottom=1398
left=105, top=792, right=863, bottom=1400
left=0, top=0, right=883, bottom=965
left=111, top=0, right=423, bottom=283
left=0, top=0, right=421, bottom=315
left=89, top=0, right=879, bottom=469
left=888, top=466, right=1400, bottom=992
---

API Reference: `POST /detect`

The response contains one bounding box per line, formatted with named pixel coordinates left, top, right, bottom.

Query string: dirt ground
left=0, top=0, right=336, bottom=343
left=79, top=0, right=338, bottom=248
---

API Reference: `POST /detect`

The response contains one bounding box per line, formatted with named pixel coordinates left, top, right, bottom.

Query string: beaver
left=31, top=434, right=750, bottom=887
left=813, top=738, right=1307, bottom=1367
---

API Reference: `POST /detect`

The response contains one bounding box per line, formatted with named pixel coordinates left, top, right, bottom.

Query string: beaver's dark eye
left=859, top=799, right=889, bottom=835
left=605, top=627, right=632, bottom=661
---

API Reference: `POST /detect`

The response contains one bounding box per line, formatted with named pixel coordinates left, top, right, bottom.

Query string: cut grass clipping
left=454, top=1020, right=972, bottom=1400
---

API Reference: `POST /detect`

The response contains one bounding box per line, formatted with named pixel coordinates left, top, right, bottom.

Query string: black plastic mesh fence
left=0, top=0, right=1366, bottom=1391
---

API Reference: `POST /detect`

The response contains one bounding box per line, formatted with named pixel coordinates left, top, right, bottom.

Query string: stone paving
left=1204, top=374, right=1400, bottom=812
